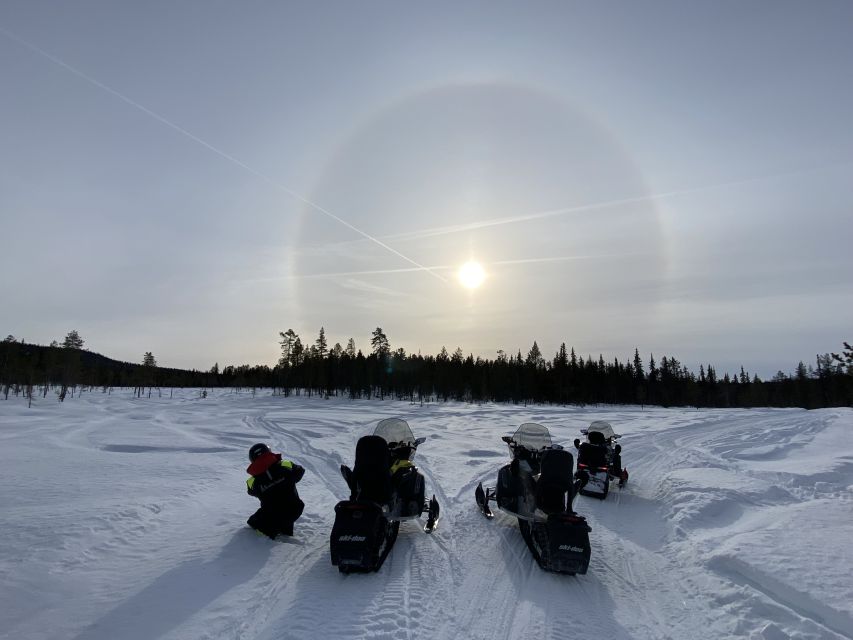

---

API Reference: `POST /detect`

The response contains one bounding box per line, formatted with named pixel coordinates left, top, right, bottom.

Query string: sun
left=457, top=260, right=486, bottom=289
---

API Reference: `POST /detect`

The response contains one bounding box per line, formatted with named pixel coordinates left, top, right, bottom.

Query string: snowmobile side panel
left=388, top=467, right=425, bottom=518
left=495, top=464, right=520, bottom=513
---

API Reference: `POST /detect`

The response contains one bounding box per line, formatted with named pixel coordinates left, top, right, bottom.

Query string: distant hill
left=0, top=341, right=220, bottom=389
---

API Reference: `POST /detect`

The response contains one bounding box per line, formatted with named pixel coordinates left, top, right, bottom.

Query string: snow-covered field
left=1, top=390, right=851, bottom=640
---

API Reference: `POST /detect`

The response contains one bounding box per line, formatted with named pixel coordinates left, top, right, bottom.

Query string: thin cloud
left=0, top=26, right=447, bottom=284
left=312, top=160, right=853, bottom=249
left=241, top=253, right=631, bottom=283
left=338, top=279, right=412, bottom=297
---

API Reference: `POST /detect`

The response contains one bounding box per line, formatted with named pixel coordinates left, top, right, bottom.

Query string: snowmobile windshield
left=374, top=418, right=416, bottom=446
left=588, top=421, right=616, bottom=439
left=512, top=423, right=552, bottom=450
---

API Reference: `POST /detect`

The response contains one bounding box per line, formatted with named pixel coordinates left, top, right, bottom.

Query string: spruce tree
left=633, top=348, right=644, bottom=380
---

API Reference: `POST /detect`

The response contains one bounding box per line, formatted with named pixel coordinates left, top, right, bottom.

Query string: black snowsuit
left=246, top=452, right=305, bottom=538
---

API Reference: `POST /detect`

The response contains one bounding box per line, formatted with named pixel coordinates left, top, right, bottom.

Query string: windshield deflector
left=512, top=423, right=552, bottom=450
left=374, top=418, right=416, bottom=446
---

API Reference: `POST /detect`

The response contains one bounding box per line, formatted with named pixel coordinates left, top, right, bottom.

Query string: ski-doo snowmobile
left=574, top=421, right=628, bottom=500
left=475, top=423, right=592, bottom=575
left=330, top=418, right=440, bottom=573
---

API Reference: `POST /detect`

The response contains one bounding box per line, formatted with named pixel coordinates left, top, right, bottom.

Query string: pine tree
left=279, top=329, right=298, bottom=366
left=832, top=341, right=853, bottom=375
left=291, top=338, right=304, bottom=366
left=62, top=330, right=84, bottom=350
left=315, top=327, right=328, bottom=358
left=143, top=352, right=157, bottom=367
left=371, top=327, right=390, bottom=358
left=345, top=338, right=356, bottom=358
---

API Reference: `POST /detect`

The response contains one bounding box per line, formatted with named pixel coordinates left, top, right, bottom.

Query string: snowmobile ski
left=475, top=482, right=494, bottom=518
left=424, top=495, right=440, bottom=533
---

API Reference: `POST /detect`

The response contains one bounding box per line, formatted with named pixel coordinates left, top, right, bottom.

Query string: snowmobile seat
left=353, top=435, right=392, bottom=505
left=587, top=431, right=606, bottom=446
left=577, top=442, right=608, bottom=469
left=536, top=449, right=575, bottom=514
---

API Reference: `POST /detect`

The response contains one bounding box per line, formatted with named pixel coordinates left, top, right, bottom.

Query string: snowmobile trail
left=1, top=393, right=851, bottom=640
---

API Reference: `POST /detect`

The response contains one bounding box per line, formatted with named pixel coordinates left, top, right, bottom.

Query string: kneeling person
left=246, top=443, right=305, bottom=538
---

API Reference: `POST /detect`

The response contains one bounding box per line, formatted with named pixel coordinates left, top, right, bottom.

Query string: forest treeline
left=1, top=331, right=851, bottom=409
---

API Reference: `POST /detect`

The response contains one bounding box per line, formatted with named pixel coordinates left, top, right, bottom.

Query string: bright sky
left=2, top=2, right=852, bottom=377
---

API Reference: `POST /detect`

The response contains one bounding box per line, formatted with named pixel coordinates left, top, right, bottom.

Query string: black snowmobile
left=475, top=423, right=592, bottom=575
left=574, top=420, right=628, bottom=500
left=330, top=418, right=440, bottom=573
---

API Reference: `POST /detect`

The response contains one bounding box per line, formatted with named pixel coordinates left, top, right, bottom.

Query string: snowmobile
left=330, top=418, right=440, bottom=573
left=474, top=423, right=592, bottom=575
left=574, top=421, right=628, bottom=500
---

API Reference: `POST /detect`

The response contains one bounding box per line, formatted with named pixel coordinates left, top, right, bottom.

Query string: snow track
left=1, top=392, right=850, bottom=640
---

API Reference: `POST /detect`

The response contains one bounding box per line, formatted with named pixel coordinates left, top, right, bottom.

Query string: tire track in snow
left=245, top=412, right=458, bottom=640
left=707, top=555, right=853, bottom=640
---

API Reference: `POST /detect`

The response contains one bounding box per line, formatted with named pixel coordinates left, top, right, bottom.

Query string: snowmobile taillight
left=577, top=463, right=588, bottom=470
left=562, top=514, right=587, bottom=524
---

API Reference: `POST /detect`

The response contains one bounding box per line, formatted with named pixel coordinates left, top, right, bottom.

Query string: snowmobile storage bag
left=578, top=468, right=609, bottom=498
left=330, top=500, right=388, bottom=570
left=541, top=513, right=591, bottom=574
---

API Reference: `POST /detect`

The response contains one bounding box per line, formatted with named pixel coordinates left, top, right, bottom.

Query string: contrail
left=338, top=160, right=853, bottom=246
left=250, top=252, right=631, bottom=281
left=0, top=26, right=448, bottom=283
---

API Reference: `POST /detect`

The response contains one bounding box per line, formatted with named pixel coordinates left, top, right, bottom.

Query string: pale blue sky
left=2, top=1, right=851, bottom=377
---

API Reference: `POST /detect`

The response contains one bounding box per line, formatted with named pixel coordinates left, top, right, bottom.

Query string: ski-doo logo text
left=558, top=545, right=585, bottom=553
left=338, top=535, right=367, bottom=542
